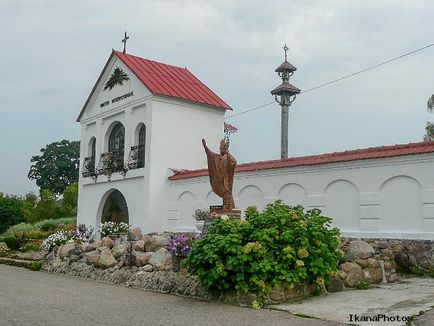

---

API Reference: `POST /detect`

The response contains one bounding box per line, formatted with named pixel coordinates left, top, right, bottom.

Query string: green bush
left=30, top=261, right=42, bottom=271
left=0, top=236, right=20, bottom=251
left=184, top=200, right=342, bottom=295
left=0, top=194, right=26, bottom=234
left=40, top=222, right=56, bottom=232
left=21, top=242, right=42, bottom=252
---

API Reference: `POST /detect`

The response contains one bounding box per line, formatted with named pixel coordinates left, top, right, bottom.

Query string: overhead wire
left=225, top=43, right=434, bottom=120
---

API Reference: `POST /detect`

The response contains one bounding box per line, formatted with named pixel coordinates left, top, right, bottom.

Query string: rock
left=95, top=249, right=117, bottom=268
left=69, top=254, right=81, bottom=263
left=142, top=264, right=153, bottom=272
left=344, top=240, right=375, bottom=262
left=138, top=252, right=154, bottom=266
left=339, top=262, right=365, bottom=287
left=383, top=260, right=395, bottom=271
left=146, top=235, right=171, bottom=252
left=134, top=240, right=145, bottom=252
left=366, top=258, right=383, bottom=283
left=88, top=240, right=101, bottom=251
left=84, top=250, right=100, bottom=265
left=80, top=242, right=95, bottom=253
left=268, top=290, right=285, bottom=302
left=326, top=276, right=345, bottom=293
left=97, top=246, right=109, bottom=253
left=111, top=243, right=128, bottom=259
left=139, top=252, right=153, bottom=265
left=59, top=242, right=79, bottom=259
left=128, top=228, right=142, bottom=241
left=149, top=248, right=172, bottom=269
left=337, top=271, right=346, bottom=280
left=355, top=259, right=368, bottom=268
left=101, top=237, right=115, bottom=249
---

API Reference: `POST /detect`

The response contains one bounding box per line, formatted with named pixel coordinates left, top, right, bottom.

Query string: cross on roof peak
left=283, top=44, right=289, bottom=61
left=122, top=32, right=129, bottom=53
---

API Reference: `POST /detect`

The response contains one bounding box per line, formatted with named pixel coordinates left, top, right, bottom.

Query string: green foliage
left=30, top=261, right=42, bottom=271
left=28, top=140, right=80, bottom=196
left=0, top=236, right=20, bottom=251
left=424, top=122, right=434, bottom=141
left=30, top=189, right=58, bottom=223
left=355, top=280, right=371, bottom=290
left=184, top=200, right=342, bottom=296
left=1, top=217, right=76, bottom=236
left=21, top=242, right=42, bottom=252
left=62, top=182, right=78, bottom=216
left=21, top=192, right=37, bottom=221
left=0, top=194, right=26, bottom=234
left=40, top=222, right=57, bottom=232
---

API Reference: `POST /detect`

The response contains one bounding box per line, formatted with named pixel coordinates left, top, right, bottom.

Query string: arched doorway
left=100, top=189, right=129, bottom=224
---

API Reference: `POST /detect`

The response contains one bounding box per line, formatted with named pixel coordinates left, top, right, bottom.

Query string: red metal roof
left=114, top=51, right=231, bottom=111
left=77, top=50, right=231, bottom=122
left=169, top=141, right=434, bottom=180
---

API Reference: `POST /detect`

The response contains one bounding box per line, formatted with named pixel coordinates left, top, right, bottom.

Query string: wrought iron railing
left=96, top=150, right=125, bottom=179
left=127, top=145, right=145, bottom=169
left=82, top=156, right=96, bottom=178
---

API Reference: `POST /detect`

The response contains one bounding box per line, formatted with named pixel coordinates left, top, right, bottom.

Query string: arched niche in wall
left=97, top=188, right=129, bottom=225
left=324, top=180, right=360, bottom=231
left=177, top=191, right=196, bottom=226
left=238, top=185, right=265, bottom=212
left=278, top=183, right=307, bottom=207
left=380, top=176, right=422, bottom=232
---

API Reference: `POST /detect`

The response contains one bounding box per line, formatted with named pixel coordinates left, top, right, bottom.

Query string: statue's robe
left=205, top=149, right=237, bottom=209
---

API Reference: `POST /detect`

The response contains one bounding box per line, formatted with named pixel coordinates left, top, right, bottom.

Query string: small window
left=138, top=125, right=146, bottom=168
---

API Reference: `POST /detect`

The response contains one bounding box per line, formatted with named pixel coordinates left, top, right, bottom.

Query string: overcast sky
left=1, top=0, right=434, bottom=196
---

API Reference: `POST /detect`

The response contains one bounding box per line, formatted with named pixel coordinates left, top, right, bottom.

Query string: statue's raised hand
left=202, top=139, right=207, bottom=148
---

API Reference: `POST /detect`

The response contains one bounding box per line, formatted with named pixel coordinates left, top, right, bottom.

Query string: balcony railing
left=82, top=156, right=96, bottom=178
left=127, top=145, right=145, bottom=169
left=96, top=150, right=125, bottom=179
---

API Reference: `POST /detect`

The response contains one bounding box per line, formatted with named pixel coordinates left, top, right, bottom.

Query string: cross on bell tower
left=122, top=32, right=129, bottom=53
left=271, top=44, right=301, bottom=159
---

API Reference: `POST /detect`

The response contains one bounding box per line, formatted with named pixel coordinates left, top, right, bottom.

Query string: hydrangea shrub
left=184, top=200, right=342, bottom=295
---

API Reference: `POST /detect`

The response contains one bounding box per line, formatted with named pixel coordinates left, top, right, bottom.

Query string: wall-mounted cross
left=122, top=32, right=129, bottom=53
left=283, top=44, right=289, bottom=61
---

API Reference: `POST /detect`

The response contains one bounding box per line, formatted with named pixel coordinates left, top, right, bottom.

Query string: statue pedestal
left=209, top=205, right=241, bottom=219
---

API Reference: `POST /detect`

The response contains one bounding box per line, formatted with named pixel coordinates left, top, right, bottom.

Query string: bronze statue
left=202, top=138, right=237, bottom=211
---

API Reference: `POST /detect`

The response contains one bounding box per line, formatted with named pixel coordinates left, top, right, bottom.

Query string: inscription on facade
left=99, top=91, right=134, bottom=109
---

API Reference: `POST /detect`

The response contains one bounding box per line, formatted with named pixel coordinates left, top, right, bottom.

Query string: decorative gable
left=77, top=50, right=231, bottom=122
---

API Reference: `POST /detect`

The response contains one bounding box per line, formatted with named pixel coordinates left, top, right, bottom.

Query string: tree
left=424, top=122, right=434, bottom=141
left=30, top=189, right=58, bottom=223
left=28, top=140, right=80, bottom=196
left=0, top=194, right=25, bottom=234
left=62, top=182, right=78, bottom=216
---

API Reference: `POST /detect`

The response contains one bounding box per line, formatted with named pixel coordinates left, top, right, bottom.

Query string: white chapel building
left=77, top=50, right=434, bottom=240
left=76, top=50, right=231, bottom=234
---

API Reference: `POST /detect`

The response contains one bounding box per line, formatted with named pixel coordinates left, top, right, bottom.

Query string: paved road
left=0, top=265, right=340, bottom=326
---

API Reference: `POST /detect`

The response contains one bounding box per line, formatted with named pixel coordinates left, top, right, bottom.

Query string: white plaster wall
left=167, top=154, right=434, bottom=239
left=147, top=98, right=225, bottom=232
